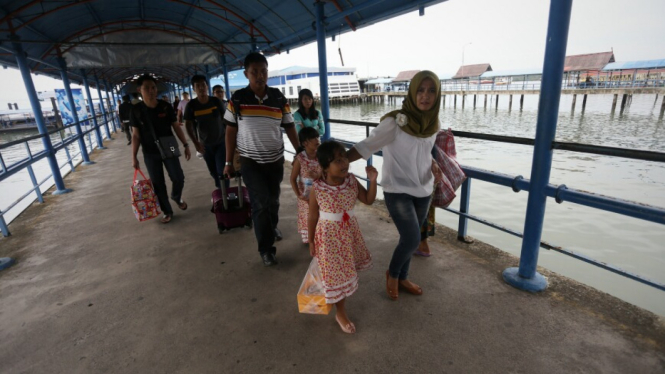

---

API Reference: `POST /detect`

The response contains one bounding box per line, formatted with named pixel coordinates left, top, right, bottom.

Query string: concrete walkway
left=1, top=136, right=664, bottom=373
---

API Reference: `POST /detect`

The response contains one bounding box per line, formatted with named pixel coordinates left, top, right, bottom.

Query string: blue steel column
left=94, top=74, right=112, bottom=139
left=222, top=55, right=231, bottom=100
left=502, top=0, right=573, bottom=292
left=81, top=70, right=105, bottom=149
left=104, top=80, right=117, bottom=132
left=315, top=1, right=331, bottom=140
left=57, top=57, right=92, bottom=165
left=11, top=36, right=71, bottom=194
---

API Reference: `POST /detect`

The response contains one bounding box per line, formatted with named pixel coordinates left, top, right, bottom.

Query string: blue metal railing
left=323, top=118, right=665, bottom=292
left=0, top=112, right=118, bottom=237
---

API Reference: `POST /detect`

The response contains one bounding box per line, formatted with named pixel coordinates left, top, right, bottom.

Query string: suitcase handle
left=219, top=172, right=244, bottom=210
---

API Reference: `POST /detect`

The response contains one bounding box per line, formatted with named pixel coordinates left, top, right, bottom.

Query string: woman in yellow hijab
left=348, top=71, right=444, bottom=301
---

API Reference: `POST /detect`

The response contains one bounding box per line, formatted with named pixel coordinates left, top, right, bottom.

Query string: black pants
left=240, top=157, right=284, bottom=255
left=143, top=152, right=185, bottom=216
left=122, top=121, right=132, bottom=142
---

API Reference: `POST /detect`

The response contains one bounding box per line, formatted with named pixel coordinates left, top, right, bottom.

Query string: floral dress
left=313, top=174, right=372, bottom=304
left=296, top=152, right=322, bottom=243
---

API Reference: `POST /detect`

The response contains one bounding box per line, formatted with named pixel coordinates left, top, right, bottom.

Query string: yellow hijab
left=380, top=70, right=441, bottom=138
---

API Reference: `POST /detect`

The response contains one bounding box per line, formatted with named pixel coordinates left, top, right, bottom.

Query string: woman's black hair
left=316, top=140, right=346, bottom=170
left=295, top=127, right=320, bottom=154
left=296, top=89, right=319, bottom=120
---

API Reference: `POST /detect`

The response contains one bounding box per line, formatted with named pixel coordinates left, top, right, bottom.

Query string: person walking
left=184, top=75, right=228, bottom=188
left=346, top=71, right=444, bottom=300
left=118, top=95, right=133, bottom=145
left=130, top=74, right=191, bottom=224
left=223, top=52, right=300, bottom=266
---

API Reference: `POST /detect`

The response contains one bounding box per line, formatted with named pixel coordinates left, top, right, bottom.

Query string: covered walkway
left=0, top=138, right=663, bottom=373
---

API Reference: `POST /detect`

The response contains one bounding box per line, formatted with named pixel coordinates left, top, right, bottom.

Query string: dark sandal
left=177, top=200, right=187, bottom=210
left=161, top=214, right=172, bottom=224
left=385, top=270, right=398, bottom=301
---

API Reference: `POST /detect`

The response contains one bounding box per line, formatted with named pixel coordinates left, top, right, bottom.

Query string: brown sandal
left=177, top=200, right=187, bottom=210
left=161, top=214, right=172, bottom=224
left=385, top=270, right=398, bottom=301
left=399, top=279, right=423, bottom=295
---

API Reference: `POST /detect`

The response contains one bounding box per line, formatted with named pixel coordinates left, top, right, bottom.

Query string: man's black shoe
left=274, top=228, right=283, bottom=241
left=261, top=253, right=278, bottom=266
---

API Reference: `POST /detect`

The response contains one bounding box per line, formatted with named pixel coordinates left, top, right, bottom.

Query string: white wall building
left=267, top=66, right=360, bottom=99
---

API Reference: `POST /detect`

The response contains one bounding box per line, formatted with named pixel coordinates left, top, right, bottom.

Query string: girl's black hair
left=316, top=140, right=346, bottom=170
left=296, top=89, right=319, bottom=120
left=295, top=127, right=320, bottom=154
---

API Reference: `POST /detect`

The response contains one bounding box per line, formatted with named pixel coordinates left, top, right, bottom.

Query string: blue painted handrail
left=0, top=112, right=117, bottom=236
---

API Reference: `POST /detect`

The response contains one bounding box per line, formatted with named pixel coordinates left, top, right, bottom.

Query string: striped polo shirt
left=223, top=86, right=294, bottom=163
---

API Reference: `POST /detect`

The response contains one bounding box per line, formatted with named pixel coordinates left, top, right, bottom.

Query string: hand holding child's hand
left=366, top=166, right=378, bottom=182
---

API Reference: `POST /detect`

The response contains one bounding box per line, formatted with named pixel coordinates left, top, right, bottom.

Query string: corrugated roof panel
left=481, top=68, right=543, bottom=78
left=602, top=59, right=665, bottom=71
left=564, top=51, right=615, bottom=72
left=453, top=64, right=492, bottom=78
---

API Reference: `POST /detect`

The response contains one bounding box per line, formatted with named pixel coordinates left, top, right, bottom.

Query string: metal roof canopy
left=602, top=59, right=665, bottom=71
left=0, top=0, right=448, bottom=88
left=481, top=68, right=543, bottom=78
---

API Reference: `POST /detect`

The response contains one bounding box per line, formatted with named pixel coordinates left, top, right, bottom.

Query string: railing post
left=57, top=56, right=93, bottom=165
left=503, top=0, right=573, bottom=292
left=11, top=35, right=71, bottom=195
left=222, top=55, right=231, bottom=100
left=81, top=69, right=105, bottom=149
left=106, top=80, right=118, bottom=132
left=95, top=74, right=112, bottom=139
left=457, top=178, right=471, bottom=242
left=0, top=212, right=9, bottom=237
left=315, top=0, right=331, bottom=141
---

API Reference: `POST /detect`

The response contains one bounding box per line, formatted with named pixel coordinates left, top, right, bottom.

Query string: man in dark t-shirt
left=118, top=95, right=133, bottom=145
left=130, top=74, right=191, bottom=224
left=184, top=74, right=228, bottom=189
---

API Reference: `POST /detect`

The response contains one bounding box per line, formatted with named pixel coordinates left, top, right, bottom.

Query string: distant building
left=390, top=70, right=420, bottom=91
left=364, top=77, right=394, bottom=92
left=452, top=63, right=492, bottom=80
left=266, top=66, right=359, bottom=99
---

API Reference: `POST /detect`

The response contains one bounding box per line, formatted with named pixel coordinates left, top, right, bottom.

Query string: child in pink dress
left=308, top=140, right=378, bottom=334
left=289, top=127, right=322, bottom=243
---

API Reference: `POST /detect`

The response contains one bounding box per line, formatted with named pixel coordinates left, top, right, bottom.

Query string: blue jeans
left=384, top=192, right=432, bottom=280
left=142, top=152, right=185, bottom=216
left=203, top=141, right=229, bottom=189
left=240, top=157, right=284, bottom=255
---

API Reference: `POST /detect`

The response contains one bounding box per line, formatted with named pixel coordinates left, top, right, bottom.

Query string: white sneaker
left=196, top=151, right=203, bottom=159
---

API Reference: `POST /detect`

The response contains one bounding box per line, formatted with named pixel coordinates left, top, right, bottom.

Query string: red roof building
left=564, top=51, right=615, bottom=72
left=453, top=63, right=492, bottom=79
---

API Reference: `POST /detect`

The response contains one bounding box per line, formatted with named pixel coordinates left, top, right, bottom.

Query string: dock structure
left=1, top=139, right=664, bottom=372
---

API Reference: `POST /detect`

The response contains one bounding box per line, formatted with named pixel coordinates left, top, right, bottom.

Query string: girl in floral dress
left=308, top=141, right=378, bottom=334
left=289, top=127, right=322, bottom=243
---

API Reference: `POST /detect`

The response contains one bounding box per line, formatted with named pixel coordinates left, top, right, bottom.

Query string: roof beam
left=140, top=0, right=145, bottom=21
left=181, top=0, right=197, bottom=27
left=0, top=7, right=53, bottom=42
left=85, top=3, right=103, bottom=27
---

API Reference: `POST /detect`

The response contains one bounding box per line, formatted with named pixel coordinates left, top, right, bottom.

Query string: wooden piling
left=509, top=95, right=513, bottom=111
left=571, top=94, right=576, bottom=113
left=660, top=96, right=665, bottom=118
left=581, top=94, right=587, bottom=114
left=462, top=94, right=465, bottom=109
left=473, top=95, right=476, bottom=108
left=454, top=95, right=457, bottom=108
left=442, top=95, right=446, bottom=107
left=495, top=94, right=499, bottom=109
left=620, top=94, right=628, bottom=114
left=655, top=94, right=659, bottom=106
left=611, top=94, right=618, bottom=113
left=520, top=95, right=524, bottom=111
left=484, top=95, right=488, bottom=108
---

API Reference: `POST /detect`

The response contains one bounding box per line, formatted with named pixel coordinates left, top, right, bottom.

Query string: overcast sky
left=1, top=0, right=664, bottom=109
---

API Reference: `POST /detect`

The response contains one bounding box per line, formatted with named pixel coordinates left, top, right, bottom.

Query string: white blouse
left=354, top=116, right=436, bottom=198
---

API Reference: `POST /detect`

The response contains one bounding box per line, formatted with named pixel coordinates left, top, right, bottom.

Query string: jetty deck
left=1, top=138, right=664, bottom=373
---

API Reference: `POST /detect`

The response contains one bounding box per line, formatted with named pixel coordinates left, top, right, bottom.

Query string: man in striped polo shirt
left=223, top=52, right=300, bottom=266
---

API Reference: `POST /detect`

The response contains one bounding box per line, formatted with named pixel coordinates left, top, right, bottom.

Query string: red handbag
left=432, top=128, right=466, bottom=208
left=131, top=169, right=161, bottom=222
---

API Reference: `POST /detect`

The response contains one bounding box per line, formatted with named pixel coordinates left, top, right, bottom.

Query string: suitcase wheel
left=217, top=224, right=225, bottom=234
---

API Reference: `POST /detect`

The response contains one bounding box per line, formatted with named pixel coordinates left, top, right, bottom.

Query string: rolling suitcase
left=211, top=173, right=252, bottom=233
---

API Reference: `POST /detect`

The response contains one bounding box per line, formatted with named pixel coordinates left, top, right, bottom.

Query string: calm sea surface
left=2, top=93, right=664, bottom=316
